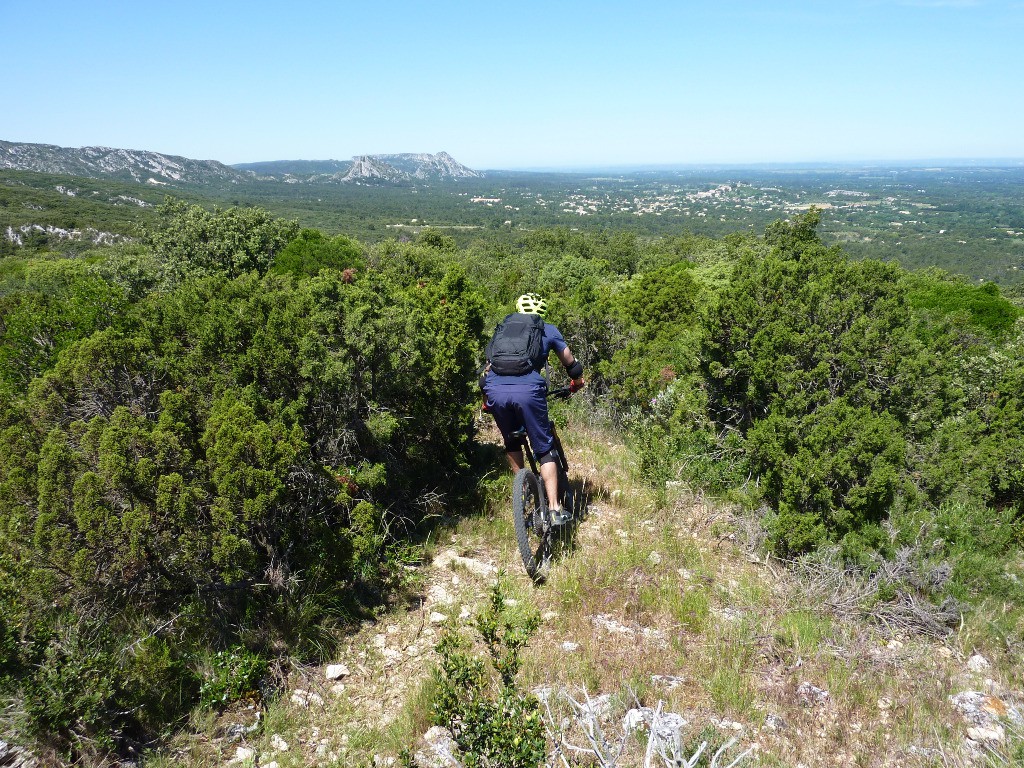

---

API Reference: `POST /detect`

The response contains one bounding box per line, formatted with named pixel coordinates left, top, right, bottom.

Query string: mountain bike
left=509, top=387, right=578, bottom=581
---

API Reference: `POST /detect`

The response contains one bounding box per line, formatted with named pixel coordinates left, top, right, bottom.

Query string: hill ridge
left=0, top=140, right=482, bottom=185
left=0, top=139, right=251, bottom=185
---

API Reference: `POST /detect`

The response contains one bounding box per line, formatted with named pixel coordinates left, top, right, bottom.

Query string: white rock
left=372, top=634, right=387, bottom=649
left=949, top=691, right=1023, bottom=727
left=581, top=693, right=613, bottom=719
left=641, top=709, right=689, bottom=743
left=429, top=611, right=448, bottom=624
left=433, top=549, right=497, bottom=578
left=533, top=685, right=559, bottom=704
left=796, top=681, right=829, bottom=706
left=561, top=641, right=580, bottom=652
left=651, top=712, right=684, bottom=749
left=592, top=614, right=635, bottom=636
left=331, top=682, right=346, bottom=695
left=651, top=674, right=685, bottom=689
left=232, top=746, right=255, bottom=764
left=542, top=611, right=559, bottom=621
left=624, top=708, right=647, bottom=731
left=290, top=689, right=324, bottom=708
left=260, top=762, right=279, bottom=768
left=648, top=551, right=662, bottom=566
left=270, top=734, right=289, bottom=752
left=967, top=654, right=991, bottom=673
left=717, top=719, right=744, bottom=731
left=416, top=726, right=461, bottom=768
left=427, top=584, right=453, bottom=605
left=325, top=663, right=350, bottom=680
left=967, top=724, right=1005, bottom=744
left=713, top=607, right=743, bottom=622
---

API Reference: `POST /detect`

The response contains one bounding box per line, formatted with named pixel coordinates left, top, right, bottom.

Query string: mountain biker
left=482, top=293, right=585, bottom=525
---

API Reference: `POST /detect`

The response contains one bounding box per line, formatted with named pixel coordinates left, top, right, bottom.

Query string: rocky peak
left=373, top=151, right=482, bottom=180
left=339, top=155, right=412, bottom=183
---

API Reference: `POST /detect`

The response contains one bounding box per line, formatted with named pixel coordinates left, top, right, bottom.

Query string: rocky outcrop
left=338, top=155, right=412, bottom=183
left=373, top=152, right=482, bottom=180
left=0, top=140, right=253, bottom=185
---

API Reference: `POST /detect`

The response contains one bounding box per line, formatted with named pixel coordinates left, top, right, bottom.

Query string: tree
left=145, top=198, right=299, bottom=280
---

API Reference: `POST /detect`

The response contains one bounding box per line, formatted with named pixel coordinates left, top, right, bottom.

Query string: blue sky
left=4, top=0, right=1023, bottom=169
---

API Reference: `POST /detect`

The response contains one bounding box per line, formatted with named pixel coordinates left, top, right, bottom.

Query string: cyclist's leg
left=516, top=385, right=563, bottom=513
left=486, top=384, right=527, bottom=471
left=539, top=457, right=561, bottom=513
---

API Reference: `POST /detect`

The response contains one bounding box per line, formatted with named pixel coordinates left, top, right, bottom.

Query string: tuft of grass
left=670, top=585, right=712, bottom=634
left=775, top=610, right=830, bottom=658
left=383, top=675, right=438, bottom=754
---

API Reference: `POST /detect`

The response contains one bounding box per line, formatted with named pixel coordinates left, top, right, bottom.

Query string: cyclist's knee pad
left=538, top=449, right=560, bottom=466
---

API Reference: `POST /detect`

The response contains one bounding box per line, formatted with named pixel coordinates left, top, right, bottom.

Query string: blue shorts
left=483, top=380, right=554, bottom=457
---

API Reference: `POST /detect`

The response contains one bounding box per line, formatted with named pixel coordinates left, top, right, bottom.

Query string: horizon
left=5, top=137, right=1024, bottom=175
left=6, top=1, right=1024, bottom=169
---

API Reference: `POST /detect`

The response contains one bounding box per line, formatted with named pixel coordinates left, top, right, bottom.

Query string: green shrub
left=145, top=198, right=299, bottom=280
left=199, top=646, right=268, bottom=709
left=428, top=579, right=545, bottom=768
left=272, top=227, right=364, bottom=278
left=750, top=400, right=907, bottom=555
left=0, top=211, right=487, bottom=754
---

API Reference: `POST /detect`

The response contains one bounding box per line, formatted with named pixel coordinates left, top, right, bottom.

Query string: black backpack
left=486, top=313, right=546, bottom=376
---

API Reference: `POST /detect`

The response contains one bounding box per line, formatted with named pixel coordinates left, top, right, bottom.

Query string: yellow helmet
left=515, top=293, right=548, bottom=318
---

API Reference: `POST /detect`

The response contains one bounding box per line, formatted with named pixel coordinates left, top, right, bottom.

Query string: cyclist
left=482, top=293, right=585, bottom=525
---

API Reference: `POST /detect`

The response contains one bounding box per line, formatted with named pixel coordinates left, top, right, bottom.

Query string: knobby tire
left=512, top=467, right=550, bottom=581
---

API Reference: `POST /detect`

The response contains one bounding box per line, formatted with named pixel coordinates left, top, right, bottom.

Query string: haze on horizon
left=5, top=0, right=1023, bottom=171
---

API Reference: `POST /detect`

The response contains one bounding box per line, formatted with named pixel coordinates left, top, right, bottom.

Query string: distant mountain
left=231, top=159, right=352, bottom=176
left=338, top=155, right=414, bottom=183
left=233, top=152, right=483, bottom=183
left=1, top=140, right=483, bottom=186
left=372, top=152, right=482, bottom=180
left=0, top=140, right=252, bottom=185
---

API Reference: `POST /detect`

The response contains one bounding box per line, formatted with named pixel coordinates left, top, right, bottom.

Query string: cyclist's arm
left=545, top=324, right=584, bottom=386
left=557, top=346, right=585, bottom=387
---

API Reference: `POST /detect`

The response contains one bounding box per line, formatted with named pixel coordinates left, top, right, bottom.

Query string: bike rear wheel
left=512, top=467, right=551, bottom=581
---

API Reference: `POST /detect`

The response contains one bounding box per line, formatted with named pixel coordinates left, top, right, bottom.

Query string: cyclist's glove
left=569, top=377, right=585, bottom=394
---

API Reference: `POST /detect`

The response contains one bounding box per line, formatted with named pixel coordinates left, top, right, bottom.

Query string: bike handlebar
left=548, top=386, right=573, bottom=400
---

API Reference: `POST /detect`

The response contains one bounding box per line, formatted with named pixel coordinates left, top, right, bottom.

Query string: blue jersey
left=485, top=322, right=568, bottom=387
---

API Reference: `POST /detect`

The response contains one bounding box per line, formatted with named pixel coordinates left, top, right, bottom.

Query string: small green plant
left=199, top=646, right=267, bottom=709
left=670, top=586, right=712, bottom=634
left=775, top=610, right=829, bottom=657
left=427, top=576, right=546, bottom=768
